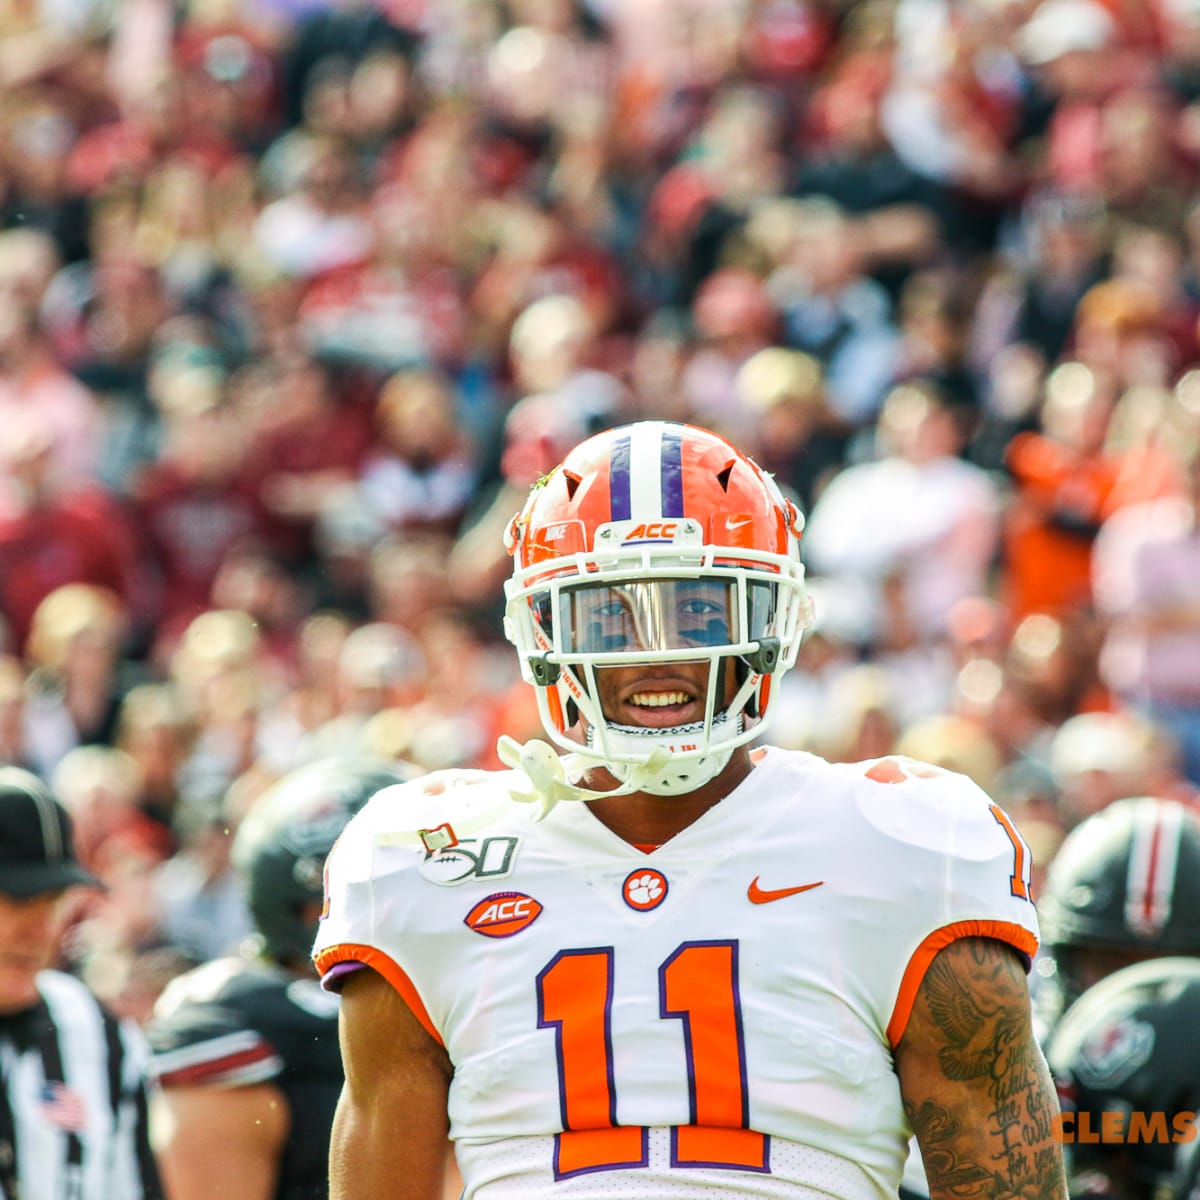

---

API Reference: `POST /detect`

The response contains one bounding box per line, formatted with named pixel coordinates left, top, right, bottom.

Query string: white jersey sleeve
left=831, top=753, right=1040, bottom=1047
left=313, top=767, right=522, bottom=1043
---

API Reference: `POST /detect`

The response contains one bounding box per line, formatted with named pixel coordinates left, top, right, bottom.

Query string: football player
left=1033, top=795, right=1200, bottom=1043
left=315, top=421, right=1066, bottom=1199
left=146, top=758, right=417, bottom=1200
left=1046, top=956, right=1200, bottom=1200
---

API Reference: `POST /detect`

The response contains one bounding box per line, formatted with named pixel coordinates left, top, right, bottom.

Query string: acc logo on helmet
left=623, top=522, right=678, bottom=542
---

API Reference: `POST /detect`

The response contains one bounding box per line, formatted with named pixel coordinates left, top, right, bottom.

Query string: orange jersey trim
left=886, top=920, right=1039, bottom=1049
left=314, top=942, right=444, bottom=1047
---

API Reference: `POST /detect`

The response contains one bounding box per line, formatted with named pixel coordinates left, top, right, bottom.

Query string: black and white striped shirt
left=0, top=971, right=162, bottom=1200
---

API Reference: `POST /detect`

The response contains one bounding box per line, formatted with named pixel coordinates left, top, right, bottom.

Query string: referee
left=0, top=766, right=163, bottom=1200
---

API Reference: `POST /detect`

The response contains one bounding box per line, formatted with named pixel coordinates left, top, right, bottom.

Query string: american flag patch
left=39, top=1083, right=87, bottom=1131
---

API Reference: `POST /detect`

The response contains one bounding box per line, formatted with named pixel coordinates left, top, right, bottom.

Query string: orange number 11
left=990, top=804, right=1035, bottom=901
left=536, top=940, right=769, bottom=1179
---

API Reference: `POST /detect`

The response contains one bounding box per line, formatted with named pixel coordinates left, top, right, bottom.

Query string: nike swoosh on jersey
left=747, top=877, right=825, bottom=904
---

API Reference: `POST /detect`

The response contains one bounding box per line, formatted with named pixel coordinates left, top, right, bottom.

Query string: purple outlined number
left=535, top=941, right=769, bottom=1177
left=661, top=941, right=769, bottom=1172
left=536, top=948, right=648, bottom=1178
left=990, top=804, right=1035, bottom=901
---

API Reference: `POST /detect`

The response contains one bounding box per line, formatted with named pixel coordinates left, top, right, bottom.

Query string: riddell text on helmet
left=1053, top=1111, right=1197, bottom=1144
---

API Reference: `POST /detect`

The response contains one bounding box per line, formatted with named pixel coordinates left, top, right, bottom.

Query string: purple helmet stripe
left=610, top=432, right=632, bottom=520
left=660, top=425, right=684, bottom=518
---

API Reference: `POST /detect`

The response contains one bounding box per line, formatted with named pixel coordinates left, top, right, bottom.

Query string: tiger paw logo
left=623, top=868, right=668, bottom=911
left=464, top=892, right=543, bottom=938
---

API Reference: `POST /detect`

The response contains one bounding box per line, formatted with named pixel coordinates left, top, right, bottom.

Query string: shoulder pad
left=359, top=768, right=525, bottom=851
left=841, top=755, right=1002, bottom=857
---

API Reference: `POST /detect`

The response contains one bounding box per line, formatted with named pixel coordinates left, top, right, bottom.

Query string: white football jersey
left=314, top=746, right=1040, bottom=1200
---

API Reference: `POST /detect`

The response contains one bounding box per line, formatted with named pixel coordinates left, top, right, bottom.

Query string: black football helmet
left=1047, top=957, right=1200, bottom=1200
left=231, top=756, right=419, bottom=966
left=1035, top=797, right=1200, bottom=1033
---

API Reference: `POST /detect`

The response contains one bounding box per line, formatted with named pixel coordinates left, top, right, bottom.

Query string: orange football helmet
left=503, top=420, right=812, bottom=795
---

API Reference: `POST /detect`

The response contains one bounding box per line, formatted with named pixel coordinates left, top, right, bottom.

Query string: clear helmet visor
left=532, top=576, right=779, bottom=656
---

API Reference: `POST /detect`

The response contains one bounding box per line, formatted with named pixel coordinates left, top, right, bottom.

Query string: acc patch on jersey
left=464, top=892, right=542, bottom=937
left=419, top=835, right=521, bottom=887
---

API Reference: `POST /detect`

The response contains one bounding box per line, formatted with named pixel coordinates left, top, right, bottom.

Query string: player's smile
left=596, top=662, right=715, bottom=729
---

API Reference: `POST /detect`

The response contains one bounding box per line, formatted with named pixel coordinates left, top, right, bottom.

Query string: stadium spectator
left=769, top=196, right=904, bottom=426
left=733, top=345, right=847, bottom=514
left=1047, top=710, right=1163, bottom=824
left=0, top=417, right=140, bottom=655
left=679, top=266, right=780, bottom=442
left=804, top=381, right=1000, bottom=645
left=50, top=745, right=166, bottom=876
left=1001, top=360, right=1123, bottom=619
left=356, top=366, right=477, bottom=535
left=972, top=188, right=1110, bottom=369
left=128, top=370, right=266, bottom=645
left=1093, top=439, right=1200, bottom=784
left=22, top=585, right=132, bottom=773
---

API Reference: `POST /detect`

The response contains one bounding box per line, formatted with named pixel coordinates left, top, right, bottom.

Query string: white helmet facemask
left=501, top=554, right=809, bottom=816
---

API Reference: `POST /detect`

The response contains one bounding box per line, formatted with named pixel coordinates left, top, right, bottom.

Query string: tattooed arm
left=893, top=937, right=1067, bottom=1200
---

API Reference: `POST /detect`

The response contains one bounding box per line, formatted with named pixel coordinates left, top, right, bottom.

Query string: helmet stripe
left=610, top=431, right=632, bottom=520
left=628, top=422, right=667, bottom=520
left=1125, top=798, right=1182, bottom=936
left=606, top=421, right=726, bottom=523
left=660, top=424, right=684, bottom=517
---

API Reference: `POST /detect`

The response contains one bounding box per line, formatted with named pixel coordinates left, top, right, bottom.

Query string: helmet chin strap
left=594, top=718, right=737, bottom=796
left=496, top=706, right=742, bottom=819
left=496, top=735, right=675, bottom=820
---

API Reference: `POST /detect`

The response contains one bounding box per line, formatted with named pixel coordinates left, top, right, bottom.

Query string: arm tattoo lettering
left=902, top=939, right=1066, bottom=1200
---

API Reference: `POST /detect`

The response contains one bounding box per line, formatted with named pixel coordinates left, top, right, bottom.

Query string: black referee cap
left=0, top=766, right=99, bottom=897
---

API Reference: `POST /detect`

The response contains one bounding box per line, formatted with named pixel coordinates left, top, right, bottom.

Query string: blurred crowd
left=2, top=0, right=1200, bottom=1025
